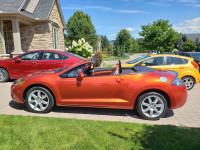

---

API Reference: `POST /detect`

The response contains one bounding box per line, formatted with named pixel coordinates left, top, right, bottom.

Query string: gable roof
left=0, top=0, right=65, bottom=26
left=183, top=33, right=200, bottom=43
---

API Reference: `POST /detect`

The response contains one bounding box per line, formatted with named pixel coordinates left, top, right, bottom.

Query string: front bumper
left=11, top=84, right=25, bottom=104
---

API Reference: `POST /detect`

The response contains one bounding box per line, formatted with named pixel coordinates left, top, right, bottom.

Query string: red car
left=0, top=50, right=84, bottom=82
left=11, top=59, right=187, bottom=120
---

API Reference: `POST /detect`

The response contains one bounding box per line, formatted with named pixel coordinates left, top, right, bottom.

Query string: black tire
left=136, top=92, right=168, bottom=120
left=0, top=68, right=9, bottom=82
left=25, top=86, right=54, bottom=113
left=181, top=76, right=195, bottom=90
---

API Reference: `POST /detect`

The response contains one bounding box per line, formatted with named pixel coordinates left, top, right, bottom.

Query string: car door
left=163, top=56, right=188, bottom=76
left=10, top=51, right=42, bottom=79
left=136, top=56, right=165, bottom=69
left=36, top=52, right=66, bottom=71
left=59, top=64, right=121, bottom=106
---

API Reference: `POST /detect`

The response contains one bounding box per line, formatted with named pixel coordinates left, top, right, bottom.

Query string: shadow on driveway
left=9, top=100, right=174, bottom=119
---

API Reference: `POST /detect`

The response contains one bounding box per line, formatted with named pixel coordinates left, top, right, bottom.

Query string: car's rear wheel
left=181, top=76, right=195, bottom=90
left=136, top=92, right=168, bottom=120
left=0, top=68, right=9, bottom=82
left=25, top=86, right=54, bottom=113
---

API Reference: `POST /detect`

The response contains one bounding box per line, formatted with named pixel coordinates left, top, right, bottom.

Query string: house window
left=52, top=22, right=59, bottom=49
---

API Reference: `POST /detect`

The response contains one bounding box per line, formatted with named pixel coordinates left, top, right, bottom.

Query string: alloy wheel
left=140, top=95, right=164, bottom=118
left=0, top=69, right=7, bottom=81
left=28, top=90, right=50, bottom=112
left=182, top=77, right=194, bottom=90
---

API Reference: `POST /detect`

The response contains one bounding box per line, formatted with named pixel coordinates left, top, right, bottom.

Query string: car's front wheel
left=181, top=76, right=195, bottom=90
left=0, top=68, right=9, bottom=82
left=25, top=86, right=54, bottom=113
left=136, top=92, right=168, bottom=120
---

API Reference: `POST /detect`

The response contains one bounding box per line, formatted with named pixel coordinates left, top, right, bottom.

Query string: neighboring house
left=178, top=33, right=200, bottom=51
left=0, top=0, right=67, bottom=58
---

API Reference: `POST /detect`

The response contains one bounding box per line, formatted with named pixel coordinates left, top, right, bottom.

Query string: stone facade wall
left=20, top=22, right=50, bottom=52
left=20, top=1, right=65, bottom=52
left=48, top=1, right=65, bottom=50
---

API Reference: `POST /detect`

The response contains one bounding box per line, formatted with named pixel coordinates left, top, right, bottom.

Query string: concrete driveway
left=0, top=82, right=200, bottom=128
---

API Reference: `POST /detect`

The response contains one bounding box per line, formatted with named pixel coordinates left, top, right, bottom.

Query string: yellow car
left=122, top=54, right=200, bottom=90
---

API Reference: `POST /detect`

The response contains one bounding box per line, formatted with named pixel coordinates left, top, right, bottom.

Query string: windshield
left=54, top=60, right=87, bottom=73
left=64, top=52, right=84, bottom=59
left=190, top=53, right=200, bottom=61
left=127, top=55, right=150, bottom=64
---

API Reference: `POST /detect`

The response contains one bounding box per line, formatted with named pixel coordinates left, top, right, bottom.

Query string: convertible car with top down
left=11, top=59, right=187, bottom=120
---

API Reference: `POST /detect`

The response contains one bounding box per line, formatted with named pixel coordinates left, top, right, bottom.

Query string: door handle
left=56, top=62, right=61, bottom=64
left=179, top=67, right=185, bottom=69
left=116, top=78, right=122, bottom=83
left=31, top=62, right=36, bottom=64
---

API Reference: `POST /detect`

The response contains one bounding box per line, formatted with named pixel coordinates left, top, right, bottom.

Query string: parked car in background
left=0, top=50, right=84, bottom=82
left=11, top=59, right=187, bottom=120
left=176, top=52, right=200, bottom=68
left=164, top=52, right=175, bottom=55
left=122, top=54, right=200, bottom=90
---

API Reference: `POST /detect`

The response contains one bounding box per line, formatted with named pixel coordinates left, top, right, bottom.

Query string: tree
left=182, top=39, right=197, bottom=52
left=139, top=19, right=179, bottom=53
left=113, top=29, right=132, bottom=56
left=65, top=11, right=98, bottom=51
left=129, top=38, right=139, bottom=53
left=101, top=35, right=110, bottom=51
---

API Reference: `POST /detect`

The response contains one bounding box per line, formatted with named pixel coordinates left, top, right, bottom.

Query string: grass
left=0, top=115, right=200, bottom=150
left=103, top=64, right=115, bottom=68
left=103, top=55, right=130, bottom=61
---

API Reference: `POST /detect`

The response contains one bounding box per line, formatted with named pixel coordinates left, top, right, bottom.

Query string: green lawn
left=0, top=115, right=200, bottom=150
left=103, top=64, right=114, bottom=68
left=103, top=56, right=129, bottom=61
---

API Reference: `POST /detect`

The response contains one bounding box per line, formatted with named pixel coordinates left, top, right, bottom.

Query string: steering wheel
left=119, top=60, right=122, bottom=74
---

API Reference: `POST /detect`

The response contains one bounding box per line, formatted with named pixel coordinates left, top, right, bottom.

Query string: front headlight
left=170, top=78, right=184, bottom=87
left=14, top=78, right=26, bottom=85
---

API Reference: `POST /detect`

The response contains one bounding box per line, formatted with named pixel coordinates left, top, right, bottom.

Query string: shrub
left=66, top=38, right=93, bottom=58
left=171, top=48, right=179, bottom=54
left=93, top=51, right=103, bottom=67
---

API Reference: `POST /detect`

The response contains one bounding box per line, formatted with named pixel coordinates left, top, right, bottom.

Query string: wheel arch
left=181, top=75, right=196, bottom=82
left=134, top=89, right=171, bottom=109
left=23, top=84, right=57, bottom=105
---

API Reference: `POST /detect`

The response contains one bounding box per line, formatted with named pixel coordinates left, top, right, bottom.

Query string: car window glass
left=61, top=54, right=69, bottom=60
left=140, top=57, right=164, bottom=66
left=19, top=52, right=41, bottom=60
left=60, top=64, right=86, bottom=78
left=166, top=57, right=185, bottom=65
left=43, top=52, right=62, bottom=60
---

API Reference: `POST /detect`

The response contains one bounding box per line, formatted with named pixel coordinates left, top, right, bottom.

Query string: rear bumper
left=167, top=85, right=188, bottom=109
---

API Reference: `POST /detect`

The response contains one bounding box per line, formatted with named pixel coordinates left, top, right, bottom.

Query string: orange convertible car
left=11, top=59, right=187, bottom=120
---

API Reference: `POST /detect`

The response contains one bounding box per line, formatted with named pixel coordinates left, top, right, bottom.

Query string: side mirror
left=77, top=72, right=84, bottom=81
left=141, top=63, right=146, bottom=67
left=15, top=57, right=21, bottom=63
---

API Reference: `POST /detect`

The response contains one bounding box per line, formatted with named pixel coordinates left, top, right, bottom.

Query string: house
left=0, top=0, right=66, bottom=58
left=178, top=33, right=200, bottom=51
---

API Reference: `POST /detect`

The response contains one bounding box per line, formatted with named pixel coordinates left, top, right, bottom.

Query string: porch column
left=11, top=19, right=23, bottom=55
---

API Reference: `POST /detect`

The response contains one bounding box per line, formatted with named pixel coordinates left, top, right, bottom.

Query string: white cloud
left=109, top=34, right=117, bottom=37
left=62, top=5, right=146, bottom=14
left=147, top=0, right=200, bottom=7
left=173, top=17, right=200, bottom=33
left=125, top=27, right=135, bottom=31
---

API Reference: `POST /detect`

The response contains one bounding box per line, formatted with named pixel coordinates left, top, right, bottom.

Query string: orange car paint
left=11, top=60, right=187, bottom=110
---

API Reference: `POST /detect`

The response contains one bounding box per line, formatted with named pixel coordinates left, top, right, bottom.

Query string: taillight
left=191, top=61, right=199, bottom=69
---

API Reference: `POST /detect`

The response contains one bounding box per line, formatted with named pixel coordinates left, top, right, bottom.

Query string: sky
left=60, top=0, right=200, bottom=40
